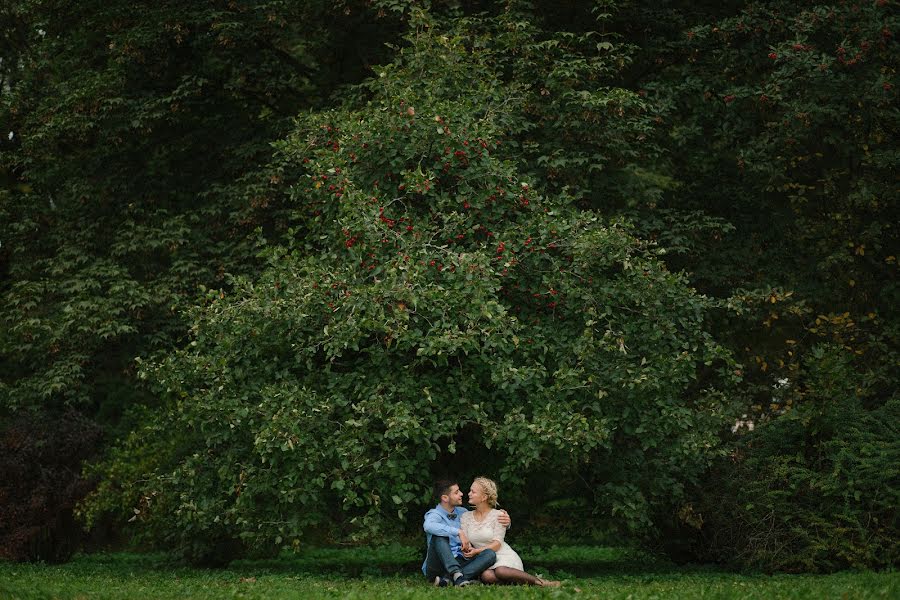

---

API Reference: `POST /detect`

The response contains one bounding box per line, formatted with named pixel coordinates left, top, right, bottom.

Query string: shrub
left=0, top=410, right=102, bottom=562
left=677, top=344, right=899, bottom=572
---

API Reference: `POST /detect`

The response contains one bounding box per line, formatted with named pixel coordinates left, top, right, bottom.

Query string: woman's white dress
left=460, top=509, right=524, bottom=570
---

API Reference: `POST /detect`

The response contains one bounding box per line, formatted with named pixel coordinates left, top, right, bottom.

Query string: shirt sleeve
left=423, top=510, right=459, bottom=538
left=490, top=510, right=507, bottom=543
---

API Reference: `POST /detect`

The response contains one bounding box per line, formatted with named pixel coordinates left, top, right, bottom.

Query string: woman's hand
left=462, top=546, right=480, bottom=559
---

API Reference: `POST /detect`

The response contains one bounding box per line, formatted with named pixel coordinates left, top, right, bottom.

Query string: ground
left=1, top=546, right=896, bottom=599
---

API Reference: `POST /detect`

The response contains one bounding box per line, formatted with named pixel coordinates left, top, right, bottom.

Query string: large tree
left=82, top=13, right=737, bottom=562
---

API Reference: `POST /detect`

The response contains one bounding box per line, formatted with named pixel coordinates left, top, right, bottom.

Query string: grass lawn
left=1, top=546, right=896, bottom=599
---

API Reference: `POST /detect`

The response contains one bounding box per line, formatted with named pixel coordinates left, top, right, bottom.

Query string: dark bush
left=669, top=344, right=899, bottom=572
left=0, top=410, right=102, bottom=562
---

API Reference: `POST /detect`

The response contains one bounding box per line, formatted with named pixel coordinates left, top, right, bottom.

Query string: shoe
left=433, top=576, right=449, bottom=587
left=455, top=578, right=479, bottom=587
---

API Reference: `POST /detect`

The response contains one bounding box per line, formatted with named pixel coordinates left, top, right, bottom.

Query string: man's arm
left=423, top=510, right=460, bottom=538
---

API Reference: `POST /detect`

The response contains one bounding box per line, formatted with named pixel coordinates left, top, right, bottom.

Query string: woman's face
left=468, top=482, right=486, bottom=506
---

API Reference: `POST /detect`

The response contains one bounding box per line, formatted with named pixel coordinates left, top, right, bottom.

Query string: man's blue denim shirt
left=421, top=504, right=468, bottom=574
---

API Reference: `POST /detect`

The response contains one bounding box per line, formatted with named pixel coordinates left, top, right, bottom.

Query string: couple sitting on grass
left=422, top=476, right=560, bottom=588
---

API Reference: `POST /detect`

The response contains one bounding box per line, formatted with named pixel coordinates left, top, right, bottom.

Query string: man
left=422, top=478, right=511, bottom=587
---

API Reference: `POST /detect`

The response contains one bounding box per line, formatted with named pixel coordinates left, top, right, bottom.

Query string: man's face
left=443, top=484, right=464, bottom=507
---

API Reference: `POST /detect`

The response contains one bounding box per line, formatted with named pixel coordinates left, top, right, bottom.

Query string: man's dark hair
left=433, top=479, right=458, bottom=502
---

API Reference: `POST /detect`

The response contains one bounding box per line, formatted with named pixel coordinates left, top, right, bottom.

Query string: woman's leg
left=492, top=566, right=539, bottom=585
left=492, top=566, right=560, bottom=586
left=480, top=569, right=499, bottom=585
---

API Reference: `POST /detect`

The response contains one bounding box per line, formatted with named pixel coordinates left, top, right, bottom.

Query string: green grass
left=0, top=547, right=896, bottom=599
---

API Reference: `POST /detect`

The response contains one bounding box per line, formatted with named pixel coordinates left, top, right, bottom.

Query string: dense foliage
left=0, top=0, right=401, bottom=415
left=621, top=0, right=899, bottom=570
left=625, top=0, right=898, bottom=408
left=676, top=343, right=899, bottom=572
left=1, top=0, right=896, bottom=570
left=80, top=20, right=736, bottom=563
left=1, top=0, right=403, bottom=561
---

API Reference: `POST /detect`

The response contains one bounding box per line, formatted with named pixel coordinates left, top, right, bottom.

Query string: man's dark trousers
left=423, top=536, right=496, bottom=582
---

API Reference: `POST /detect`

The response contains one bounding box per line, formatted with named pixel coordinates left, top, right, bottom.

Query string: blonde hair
left=472, top=476, right=499, bottom=508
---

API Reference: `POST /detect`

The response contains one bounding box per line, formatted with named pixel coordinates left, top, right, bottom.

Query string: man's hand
left=497, top=509, right=511, bottom=528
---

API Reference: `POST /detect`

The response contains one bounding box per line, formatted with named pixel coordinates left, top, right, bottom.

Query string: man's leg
left=458, top=548, right=497, bottom=581
left=423, top=536, right=462, bottom=581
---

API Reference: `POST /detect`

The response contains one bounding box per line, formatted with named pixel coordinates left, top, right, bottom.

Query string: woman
left=458, top=476, right=560, bottom=587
